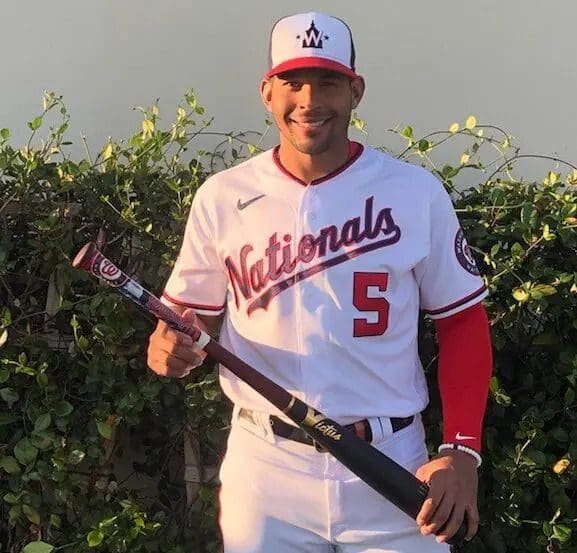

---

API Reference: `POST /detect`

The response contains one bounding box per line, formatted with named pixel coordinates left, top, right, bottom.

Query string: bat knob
left=72, top=242, right=98, bottom=269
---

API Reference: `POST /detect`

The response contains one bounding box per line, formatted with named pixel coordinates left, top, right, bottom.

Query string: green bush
left=1, top=95, right=576, bottom=552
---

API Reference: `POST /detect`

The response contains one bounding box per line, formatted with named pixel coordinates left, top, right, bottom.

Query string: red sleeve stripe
left=425, top=285, right=487, bottom=316
left=162, top=291, right=225, bottom=312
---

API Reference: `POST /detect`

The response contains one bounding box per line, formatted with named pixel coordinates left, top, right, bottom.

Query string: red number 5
left=353, top=272, right=390, bottom=337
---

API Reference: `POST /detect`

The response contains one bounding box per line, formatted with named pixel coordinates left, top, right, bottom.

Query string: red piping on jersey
left=162, top=291, right=225, bottom=312
left=272, top=141, right=364, bottom=186
left=425, top=284, right=487, bottom=316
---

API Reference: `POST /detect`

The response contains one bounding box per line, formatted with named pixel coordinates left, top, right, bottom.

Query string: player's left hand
left=415, top=449, right=479, bottom=543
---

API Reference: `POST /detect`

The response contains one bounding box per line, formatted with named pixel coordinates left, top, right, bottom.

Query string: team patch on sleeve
left=454, top=228, right=480, bottom=276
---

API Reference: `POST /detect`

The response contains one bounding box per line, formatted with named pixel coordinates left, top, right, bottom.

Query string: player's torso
left=208, top=147, right=433, bottom=419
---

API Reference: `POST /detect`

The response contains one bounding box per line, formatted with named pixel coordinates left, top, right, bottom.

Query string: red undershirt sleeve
left=433, top=302, right=493, bottom=453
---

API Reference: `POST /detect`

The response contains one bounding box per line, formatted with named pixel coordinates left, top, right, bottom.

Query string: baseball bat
left=71, top=242, right=467, bottom=546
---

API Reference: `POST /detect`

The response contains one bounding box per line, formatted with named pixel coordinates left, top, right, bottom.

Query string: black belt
left=269, top=414, right=414, bottom=452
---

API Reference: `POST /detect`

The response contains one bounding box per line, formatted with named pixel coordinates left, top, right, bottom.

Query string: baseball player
left=147, top=12, right=492, bottom=553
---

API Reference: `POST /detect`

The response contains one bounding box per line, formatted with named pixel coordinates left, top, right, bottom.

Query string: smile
left=289, top=118, right=330, bottom=129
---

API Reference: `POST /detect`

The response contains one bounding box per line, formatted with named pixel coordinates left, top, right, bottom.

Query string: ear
left=260, top=78, right=274, bottom=112
left=350, top=76, right=366, bottom=110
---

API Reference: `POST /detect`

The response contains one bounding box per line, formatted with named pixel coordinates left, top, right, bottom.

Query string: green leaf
left=3, top=492, right=20, bottom=504
left=0, top=128, right=10, bottom=139
left=0, top=456, right=21, bottom=474
left=87, top=529, right=104, bottom=547
left=530, top=284, right=557, bottom=299
left=28, top=117, right=43, bottom=131
left=102, top=143, right=113, bottom=161
left=14, top=437, right=38, bottom=464
left=418, top=139, right=430, bottom=152
left=23, top=503, right=41, bottom=525
left=510, top=242, right=525, bottom=258
left=512, top=288, right=529, bottom=302
left=34, top=413, right=52, bottom=432
left=77, top=335, right=89, bottom=351
left=53, top=400, right=73, bottom=417
left=142, top=119, right=155, bottom=135
left=22, top=542, right=55, bottom=553
left=0, top=387, right=19, bottom=407
left=1, top=307, right=12, bottom=326
left=50, top=513, right=62, bottom=528
left=31, top=431, right=54, bottom=450
left=542, top=223, right=554, bottom=240
left=68, top=449, right=86, bottom=465
left=401, top=125, right=413, bottom=139
left=465, top=115, right=477, bottom=129
left=203, top=387, right=221, bottom=401
left=552, top=524, right=572, bottom=543
left=96, top=420, right=113, bottom=439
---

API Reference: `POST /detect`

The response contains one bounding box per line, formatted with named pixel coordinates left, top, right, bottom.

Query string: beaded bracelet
left=438, top=443, right=482, bottom=467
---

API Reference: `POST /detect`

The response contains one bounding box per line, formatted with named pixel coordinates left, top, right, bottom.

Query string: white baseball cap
left=266, top=12, right=357, bottom=79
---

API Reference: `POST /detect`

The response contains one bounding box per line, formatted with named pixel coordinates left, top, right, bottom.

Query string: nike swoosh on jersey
left=455, top=432, right=476, bottom=441
left=237, top=194, right=265, bottom=210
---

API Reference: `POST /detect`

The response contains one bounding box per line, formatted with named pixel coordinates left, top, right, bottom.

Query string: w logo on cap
left=266, top=12, right=357, bottom=79
left=302, top=21, right=324, bottom=49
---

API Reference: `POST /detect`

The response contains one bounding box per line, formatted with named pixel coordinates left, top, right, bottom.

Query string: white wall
left=1, top=0, right=575, bottom=174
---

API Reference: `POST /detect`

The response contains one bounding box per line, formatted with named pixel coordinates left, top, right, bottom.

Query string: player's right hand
left=147, top=308, right=207, bottom=378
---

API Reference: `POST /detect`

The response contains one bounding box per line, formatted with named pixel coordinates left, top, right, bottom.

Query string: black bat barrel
left=286, top=398, right=428, bottom=517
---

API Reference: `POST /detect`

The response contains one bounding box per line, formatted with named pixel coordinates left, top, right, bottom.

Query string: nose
left=296, top=84, right=318, bottom=109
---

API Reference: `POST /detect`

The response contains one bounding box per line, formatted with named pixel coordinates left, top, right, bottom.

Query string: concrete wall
left=1, top=1, right=575, bottom=173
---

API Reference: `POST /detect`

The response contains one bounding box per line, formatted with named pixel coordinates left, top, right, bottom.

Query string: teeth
left=294, top=120, right=327, bottom=128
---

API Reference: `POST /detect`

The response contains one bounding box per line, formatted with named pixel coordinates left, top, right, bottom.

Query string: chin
left=289, top=131, right=333, bottom=155
left=293, top=139, right=331, bottom=156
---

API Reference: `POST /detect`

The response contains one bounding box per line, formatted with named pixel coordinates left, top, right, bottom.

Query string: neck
left=277, top=139, right=351, bottom=184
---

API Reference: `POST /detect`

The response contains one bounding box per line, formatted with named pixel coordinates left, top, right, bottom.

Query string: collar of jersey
left=272, top=141, right=364, bottom=186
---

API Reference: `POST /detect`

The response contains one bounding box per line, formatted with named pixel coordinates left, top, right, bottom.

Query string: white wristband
left=438, top=443, right=482, bottom=467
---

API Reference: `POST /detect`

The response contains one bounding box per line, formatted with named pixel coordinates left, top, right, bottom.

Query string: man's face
left=260, top=68, right=365, bottom=156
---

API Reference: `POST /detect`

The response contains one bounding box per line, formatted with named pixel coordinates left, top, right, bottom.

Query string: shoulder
left=361, top=146, right=446, bottom=196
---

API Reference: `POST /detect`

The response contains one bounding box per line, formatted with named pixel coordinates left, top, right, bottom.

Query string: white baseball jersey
left=163, top=144, right=487, bottom=423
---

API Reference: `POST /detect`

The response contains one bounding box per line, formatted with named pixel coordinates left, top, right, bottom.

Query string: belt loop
left=236, top=408, right=276, bottom=444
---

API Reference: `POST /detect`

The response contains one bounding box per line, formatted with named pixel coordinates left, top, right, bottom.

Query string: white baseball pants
left=219, top=409, right=450, bottom=553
